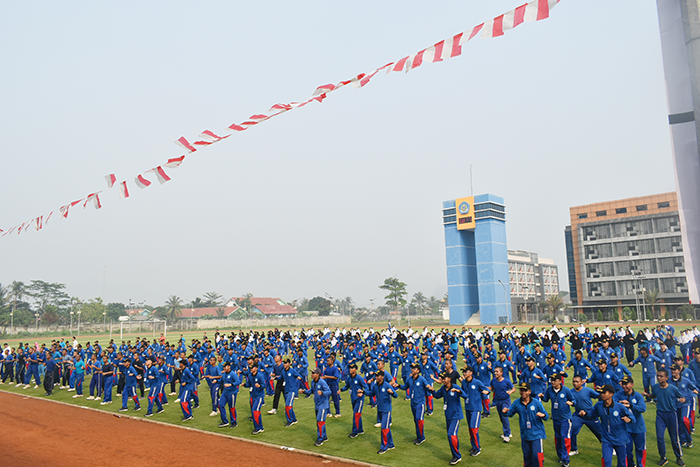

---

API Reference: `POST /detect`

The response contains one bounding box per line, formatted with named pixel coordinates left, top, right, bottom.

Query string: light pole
left=103, top=311, right=107, bottom=333
left=77, top=310, right=81, bottom=337
left=10, top=303, right=15, bottom=335
left=35, top=313, right=40, bottom=333
left=70, top=311, right=74, bottom=334
left=633, top=270, right=641, bottom=324
left=498, top=279, right=509, bottom=324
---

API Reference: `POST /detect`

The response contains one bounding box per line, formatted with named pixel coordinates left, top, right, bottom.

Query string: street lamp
left=70, top=311, right=74, bottom=334
left=103, top=311, right=107, bottom=332
left=10, top=303, right=15, bottom=335
left=35, top=313, right=40, bottom=333
left=77, top=310, right=82, bottom=337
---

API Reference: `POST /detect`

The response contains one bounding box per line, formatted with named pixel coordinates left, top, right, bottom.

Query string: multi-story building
left=564, top=192, right=689, bottom=317
left=508, top=250, right=559, bottom=299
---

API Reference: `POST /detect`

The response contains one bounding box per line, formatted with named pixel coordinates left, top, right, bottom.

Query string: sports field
left=2, top=322, right=699, bottom=466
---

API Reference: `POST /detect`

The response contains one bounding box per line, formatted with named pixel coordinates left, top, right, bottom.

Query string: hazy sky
left=0, top=1, right=675, bottom=309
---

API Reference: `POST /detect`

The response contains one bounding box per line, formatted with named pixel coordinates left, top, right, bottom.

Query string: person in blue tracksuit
left=669, top=365, right=698, bottom=449
left=645, top=369, right=685, bottom=466
left=398, top=362, right=433, bottom=445
left=522, top=357, right=546, bottom=399
left=570, top=375, right=602, bottom=455
left=155, top=356, right=169, bottom=406
left=186, top=354, right=200, bottom=409
left=366, top=371, right=398, bottom=455
left=583, top=384, right=636, bottom=467
left=100, top=355, right=114, bottom=405
left=542, top=374, right=575, bottom=467
left=503, top=382, right=550, bottom=467
left=490, top=366, right=515, bottom=442
left=72, top=354, right=85, bottom=397
left=203, top=356, right=221, bottom=417
left=24, top=348, right=41, bottom=388
left=87, top=354, right=102, bottom=400
left=432, top=372, right=467, bottom=465
left=591, top=359, right=621, bottom=391
left=144, top=358, right=163, bottom=416
left=342, top=363, right=368, bottom=438
left=566, top=350, right=594, bottom=383
left=245, top=360, right=266, bottom=434
left=217, top=361, right=241, bottom=427
left=304, top=368, right=332, bottom=446
left=280, top=358, right=303, bottom=427
left=613, top=376, right=647, bottom=467
left=323, top=354, right=342, bottom=417
left=460, top=366, right=490, bottom=456
left=118, top=359, right=141, bottom=412
left=631, top=348, right=664, bottom=401
left=178, top=359, right=196, bottom=421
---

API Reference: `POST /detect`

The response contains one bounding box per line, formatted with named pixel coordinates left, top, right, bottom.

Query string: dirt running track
left=0, top=391, right=361, bottom=467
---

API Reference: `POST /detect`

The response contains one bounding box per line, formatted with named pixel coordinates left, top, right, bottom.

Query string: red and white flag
left=35, top=216, right=43, bottom=231
left=135, top=174, right=152, bottom=189
left=146, top=166, right=171, bottom=185
left=119, top=181, right=130, bottom=199
left=105, top=174, right=116, bottom=189
left=45, top=211, right=53, bottom=224
left=228, top=123, right=247, bottom=132
left=175, top=136, right=197, bottom=153
left=84, top=192, right=102, bottom=210
left=313, top=84, right=336, bottom=96
left=164, top=156, right=185, bottom=168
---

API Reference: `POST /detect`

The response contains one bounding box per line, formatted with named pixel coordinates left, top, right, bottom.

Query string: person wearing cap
left=419, top=352, right=437, bottom=416
left=244, top=357, right=266, bottom=434
left=366, top=370, right=398, bottom=454
left=304, top=368, right=332, bottom=446
left=101, top=355, right=115, bottom=405
left=514, top=346, right=532, bottom=384
left=280, top=358, right=304, bottom=427
left=609, top=352, right=632, bottom=381
left=566, top=350, right=594, bottom=384
left=473, top=354, right=493, bottom=417
left=342, top=362, right=368, bottom=438
left=582, top=384, right=636, bottom=467
left=203, top=356, right=222, bottom=417
left=613, top=376, right=647, bottom=467
left=144, top=358, right=163, bottom=417
left=490, top=366, right=515, bottom=442
left=431, top=371, right=467, bottom=465
left=669, top=364, right=698, bottom=449
left=645, top=369, right=685, bottom=466
left=542, top=353, right=567, bottom=389
left=293, top=346, right=310, bottom=392
left=185, top=354, right=200, bottom=409
left=542, top=374, right=575, bottom=467
left=631, top=348, right=665, bottom=402
left=503, top=381, right=550, bottom=467
left=177, top=359, right=196, bottom=421
left=570, top=375, right=602, bottom=455
left=398, top=362, right=433, bottom=445
left=591, top=359, right=621, bottom=391
left=522, top=357, right=546, bottom=399
left=217, top=361, right=241, bottom=428
left=531, top=343, right=547, bottom=370
left=118, top=358, right=141, bottom=412
left=266, top=354, right=284, bottom=415
left=459, top=365, right=490, bottom=456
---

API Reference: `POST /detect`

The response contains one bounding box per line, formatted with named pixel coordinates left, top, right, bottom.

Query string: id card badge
left=466, top=397, right=469, bottom=405
left=554, top=402, right=559, bottom=410
left=643, top=367, right=647, bottom=373
left=526, top=420, right=532, bottom=429
left=444, top=403, right=448, bottom=411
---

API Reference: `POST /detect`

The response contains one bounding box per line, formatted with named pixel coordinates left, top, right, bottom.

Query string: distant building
left=508, top=250, right=560, bottom=299
left=179, top=306, right=241, bottom=319
left=125, top=308, right=148, bottom=317
left=225, top=297, right=298, bottom=318
left=565, top=192, right=689, bottom=317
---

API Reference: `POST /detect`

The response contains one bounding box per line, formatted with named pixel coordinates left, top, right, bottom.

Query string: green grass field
left=2, top=338, right=700, bottom=467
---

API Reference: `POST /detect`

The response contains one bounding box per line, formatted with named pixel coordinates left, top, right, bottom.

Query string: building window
left=578, top=213, right=588, bottom=219
left=615, top=207, right=627, bottom=214
left=658, top=201, right=670, bottom=209
left=443, top=215, right=456, bottom=224
left=636, top=205, right=647, bottom=211
left=596, top=210, right=607, bottom=217
left=443, top=208, right=456, bottom=216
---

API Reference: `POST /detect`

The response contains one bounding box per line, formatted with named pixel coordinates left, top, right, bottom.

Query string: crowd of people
left=1, top=323, right=700, bottom=466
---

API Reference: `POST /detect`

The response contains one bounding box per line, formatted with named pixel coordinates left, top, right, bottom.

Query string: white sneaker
left=174, top=399, right=180, bottom=403
left=72, top=394, right=83, bottom=398
left=100, top=402, right=108, bottom=405
left=374, top=423, right=381, bottom=428
left=334, top=414, right=341, bottom=418
left=267, top=409, right=277, bottom=415
left=86, top=396, right=94, bottom=400
left=209, top=411, right=218, bottom=417
left=500, top=435, right=505, bottom=439
left=34, top=385, right=39, bottom=389
left=23, top=385, right=30, bottom=389
left=67, top=388, right=75, bottom=392
left=503, top=436, right=511, bottom=443
left=569, top=450, right=579, bottom=456
left=95, top=397, right=101, bottom=401
left=169, top=392, right=177, bottom=396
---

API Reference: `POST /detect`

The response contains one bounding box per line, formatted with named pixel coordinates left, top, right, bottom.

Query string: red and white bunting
left=175, top=136, right=197, bottom=153
left=1, top=0, right=561, bottom=238
left=119, top=181, right=130, bottom=199
left=135, top=175, right=152, bottom=189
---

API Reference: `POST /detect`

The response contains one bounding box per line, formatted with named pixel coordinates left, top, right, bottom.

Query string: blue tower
left=442, top=194, right=511, bottom=325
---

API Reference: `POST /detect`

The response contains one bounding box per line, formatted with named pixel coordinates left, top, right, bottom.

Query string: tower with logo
left=442, top=193, right=511, bottom=325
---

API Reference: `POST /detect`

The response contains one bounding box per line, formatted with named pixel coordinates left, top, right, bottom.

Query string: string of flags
left=0, top=0, right=561, bottom=238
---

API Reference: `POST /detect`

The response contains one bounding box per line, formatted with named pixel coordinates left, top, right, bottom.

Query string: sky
left=0, top=1, right=676, bottom=309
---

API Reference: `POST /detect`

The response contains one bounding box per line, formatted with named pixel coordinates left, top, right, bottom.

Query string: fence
left=196, top=315, right=352, bottom=330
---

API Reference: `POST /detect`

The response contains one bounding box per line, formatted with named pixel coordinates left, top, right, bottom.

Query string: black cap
left=410, top=363, right=420, bottom=370
left=600, top=384, right=615, bottom=394
left=620, top=375, right=633, bottom=384
left=349, top=363, right=358, bottom=370
left=597, top=359, right=607, bottom=365
left=312, top=368, right=322, bottom=375
left=518, top=382, right=531, bottom=390
left=462, top=366, right=474, bottom=374
left=671, top=364, right=681, bottom=371
left=546, top=353, right=555, bottom=359
left=549, top=374, right=562, bottom=381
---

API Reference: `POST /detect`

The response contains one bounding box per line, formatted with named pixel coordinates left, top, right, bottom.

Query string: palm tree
left=643, top=288, right=662, bottom=319
left=10, top=281, right=25, bottom=308
left=411, top=292, right=428, bottom=315
left=215, top=306, right=227, bottom=319
left=164, top=295, right=183, bottom=323
left=342, top=296, right=354, bottom=315
left=544, top=294, right=565, bottom=322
